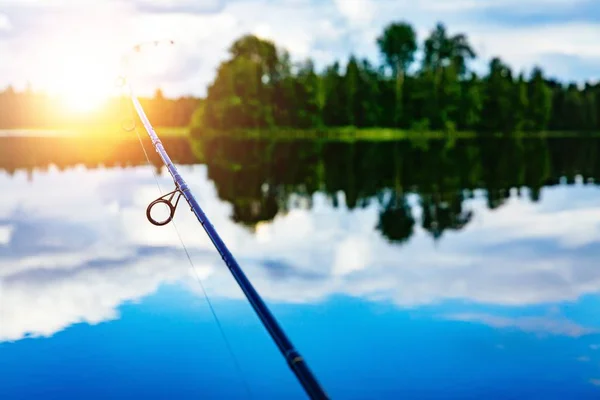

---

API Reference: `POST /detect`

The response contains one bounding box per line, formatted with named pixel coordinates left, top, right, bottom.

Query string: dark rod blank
left=129, top=90, right=329, bottom=400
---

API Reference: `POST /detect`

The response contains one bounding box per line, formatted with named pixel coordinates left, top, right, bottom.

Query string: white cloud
left=333, top=0, right=375, bottom=26
left=0, top=225, right=12, bottom=245
left=131, top=0, right=223, bottom=11
left=468, top=22, right=600, bottom=70
left=0, top=13, right=11, bottom=31
left=453, top=198, right=600, bottom=249
left=0, top=250, right=204, bottom=342
left=419, top=0, right=588, bottom=12
left=333, top=237, right=370, bottom=276
left=444, top=313, right=595, bottom=337
left=314, top=20, right=344, bottom=41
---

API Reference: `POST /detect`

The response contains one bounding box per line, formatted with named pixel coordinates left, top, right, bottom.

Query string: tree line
left=201, top=22, right=600, bottom=134
left=0, top=87, right=198, bottom=129
left=1, top=21, right=598, bottom=133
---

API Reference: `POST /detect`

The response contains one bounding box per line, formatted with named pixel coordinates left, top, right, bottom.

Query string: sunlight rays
left=36, top=38, right=122, bottom=114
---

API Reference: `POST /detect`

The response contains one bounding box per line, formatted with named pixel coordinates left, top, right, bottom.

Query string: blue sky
left=0, top=0, right=599, bottom=97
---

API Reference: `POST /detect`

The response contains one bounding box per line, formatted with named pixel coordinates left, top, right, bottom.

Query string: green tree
left=293, top=60, right=322, bottom=128
left=357, top=59, right=383, bottom=127
left=437, top=63, right=461, bottom=131
left=344, top=56, right=361, bottom=126
left=376, top=22, right=417, bottom=127
left=202, top=35, right=287, bottom=130
left=229, top=34, right=279, bottom=82
left=527, top=67, right=552, bottom=131
left=423, top=22, right=475, bottom=75
left=420, top=23, right=476, bottom=131
left=409, top=69, right=437, bottom=130
left=582, top=84, right=598, bottom=131
left=377, top=22, right=418, bottom=76
left=562, top=83, right=586, bottom=131
left=480, top=57, right=515, bottom=134
left=457, top=72, right=482, bottom=131
left=203, top=56, right=267, bottom=129
left=272, top=50, right=295, bottom=126
left=322, top=62, right=348, bottom=126
left=513, top=73, right=529, bottom=132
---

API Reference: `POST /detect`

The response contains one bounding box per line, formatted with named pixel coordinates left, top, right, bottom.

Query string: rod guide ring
left=146, top=188, right=182, bottom=226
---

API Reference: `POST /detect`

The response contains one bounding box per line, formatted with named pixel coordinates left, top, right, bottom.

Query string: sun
left=45, top=55, right=119, bottom=114
left=60, top=86, right=108, bottom=113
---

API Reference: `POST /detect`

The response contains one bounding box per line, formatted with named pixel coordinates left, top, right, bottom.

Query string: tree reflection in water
left=2, top=135, right=599, bottom=244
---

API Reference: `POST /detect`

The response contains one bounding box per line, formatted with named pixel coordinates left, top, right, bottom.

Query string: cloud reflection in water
left=1, top=165, right=600, bottom=343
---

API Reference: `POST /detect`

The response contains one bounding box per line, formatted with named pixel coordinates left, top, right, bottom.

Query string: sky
left=0, top=0, right=599, bottom=98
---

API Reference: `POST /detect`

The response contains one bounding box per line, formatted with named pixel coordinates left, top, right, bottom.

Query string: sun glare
left=61, top=85, right=108, bottom=113
left=36, top=37, right=178, bottom=117
left=46, top=55, right=119, bottom=114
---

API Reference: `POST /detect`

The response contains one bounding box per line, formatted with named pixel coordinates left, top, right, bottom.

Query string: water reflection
left=3, top=136, right=600, bottom=245
left=3, top=137, right=600, bottom=397
left=1, top=154, right=600, bottom=338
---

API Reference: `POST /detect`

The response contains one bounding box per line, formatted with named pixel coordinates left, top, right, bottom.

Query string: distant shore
left=0, top=127, right=189, bottom=138
left=2, top=127, right=600, bottom=141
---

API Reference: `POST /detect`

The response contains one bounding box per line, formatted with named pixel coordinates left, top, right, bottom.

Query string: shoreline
left=2, top=127, right=600, bottom=141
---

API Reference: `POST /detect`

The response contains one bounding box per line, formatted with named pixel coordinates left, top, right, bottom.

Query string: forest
left=0, top=21, right=599, bottom=135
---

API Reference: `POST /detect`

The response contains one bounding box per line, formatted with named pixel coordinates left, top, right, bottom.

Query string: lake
left=2, top=135, right=600, bottom=399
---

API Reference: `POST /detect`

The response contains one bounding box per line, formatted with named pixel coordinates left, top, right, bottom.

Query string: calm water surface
left=2, top=137, right=600, bottom=399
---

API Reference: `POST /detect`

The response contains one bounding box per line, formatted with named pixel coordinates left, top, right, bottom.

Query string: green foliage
left=480, top=58, right=515, bottom=134
left=375, top=21, right=417, bottom=127
left=294, top=60, right=322, bottom=128
left=195, top=21, right=600, bottom=137
left=376, top=21, right=417, bottom=76
left=513, top=73, right=529, bottom=132
left=527, top=67, right=551, bottom=131
left=422, top=22, right=476, bottom=76
left=458, top=73, right=482, bottom=130
left=562, top=84, right=587, bottom=131
left=321, top=62, right=349, bottom=127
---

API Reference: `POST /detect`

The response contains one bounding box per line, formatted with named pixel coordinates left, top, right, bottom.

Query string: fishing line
left=119, top=46, right=253, bottom=399
left=133, top=111, right=253, bottom=400
left=126, top=96, right=253, bottom=400
left=119, top=40, right=329, bottom=400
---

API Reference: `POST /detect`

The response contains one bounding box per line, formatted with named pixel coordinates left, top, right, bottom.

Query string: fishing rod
left=118, top=41, right=329, bottom=400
